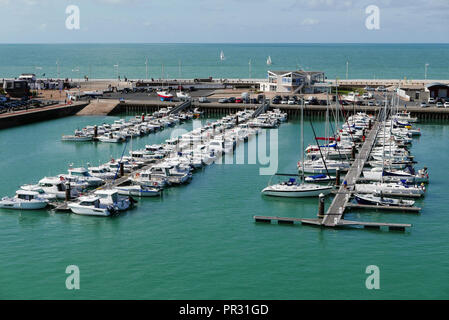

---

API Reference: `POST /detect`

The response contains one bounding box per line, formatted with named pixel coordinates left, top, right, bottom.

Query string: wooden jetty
left=253, top=216, right=411, bottom=231
left=254, top=117, right=417, bottom=232
left=322, top=121, right=381, bottom=227
left=345, top=203, right=421, bottom=213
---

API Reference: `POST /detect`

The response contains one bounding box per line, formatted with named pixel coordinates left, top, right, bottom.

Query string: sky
left=0, top=0, right=448, bottom=43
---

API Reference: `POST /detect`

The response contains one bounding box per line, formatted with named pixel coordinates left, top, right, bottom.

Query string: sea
left=0, top=43, right=448, bottom=80
left=1, top=44, right=449, bottom=299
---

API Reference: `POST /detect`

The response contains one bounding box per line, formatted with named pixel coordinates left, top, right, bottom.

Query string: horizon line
left=0, top=42, right=448, bottom=45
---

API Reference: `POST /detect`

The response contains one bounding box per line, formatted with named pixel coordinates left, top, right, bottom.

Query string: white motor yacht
left=68, top=196, right=117, bottom=217
left=0, top=190, right=49, bottom=210
left=94, top=189, right=132, bottom=211
left=115, top=185, right=161, bottom=197
left=61, top=167, right=105, bottom=187
left=38, top=177, right=81, bottom=199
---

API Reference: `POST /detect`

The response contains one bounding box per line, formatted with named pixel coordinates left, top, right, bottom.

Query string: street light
left=56, top=60, right=60, bottom=79
left=346, top=60, right=349, bottom=80
left=72, top=67, right=80, bottom=98
left=145, top=58, right=149, bottom=80
left=114, top=64, right=119, bottom=88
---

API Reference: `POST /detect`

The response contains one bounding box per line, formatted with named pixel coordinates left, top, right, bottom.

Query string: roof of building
left=399, top=84, right=425, bottom=90
left=268, top=70, right=324, bottom=76
left=426, top=82, right=449, bottom=88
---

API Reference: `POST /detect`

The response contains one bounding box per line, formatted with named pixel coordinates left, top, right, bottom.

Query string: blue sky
left=0, top=0, right=448, bottom=43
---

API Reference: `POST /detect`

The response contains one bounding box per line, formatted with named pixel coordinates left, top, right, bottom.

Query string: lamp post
left=145, top=58, right=149, bottom=80
left=56, top=60, right=60, bottom=79
left=114, top=63, right=119, bottom=88
left=72, top=67, right=80, bottom=99
left=346, top=60, right=349, bottom=80
left=424, top=63, right=429, bottom=80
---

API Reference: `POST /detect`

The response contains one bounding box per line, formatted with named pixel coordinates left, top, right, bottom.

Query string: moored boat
left=0, top=190, right=49, bottom=210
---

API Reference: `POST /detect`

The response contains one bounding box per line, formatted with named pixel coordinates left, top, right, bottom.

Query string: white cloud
left=302, top=18, right=319, bottom=25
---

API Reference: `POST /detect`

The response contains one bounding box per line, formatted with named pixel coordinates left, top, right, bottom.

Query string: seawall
left=0, top=102, right=89, bottom=130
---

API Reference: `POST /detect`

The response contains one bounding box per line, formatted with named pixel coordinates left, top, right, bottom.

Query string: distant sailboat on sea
left=220, top=50, right=225, bottom=61
left=267, top=56, right=272, bottom=66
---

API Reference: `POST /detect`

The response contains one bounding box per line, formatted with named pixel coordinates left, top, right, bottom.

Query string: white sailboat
left=262, top=102, right=333, bottom=198
left=220, top=50, right=225, bottom=61
left=266, top=56, right=272, bottom=66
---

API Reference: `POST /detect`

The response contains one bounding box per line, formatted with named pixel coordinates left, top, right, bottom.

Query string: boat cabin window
left=79, top=201, right=95, bottom=206
left=40, top=183, right=54, bottom=188
left=18, top=194, right=34, bottom=200
left=71, top=171, right=89, bottom=177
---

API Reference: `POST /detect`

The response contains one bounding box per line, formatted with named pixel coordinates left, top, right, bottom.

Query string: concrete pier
left=0, top=102, right=88, bottom=130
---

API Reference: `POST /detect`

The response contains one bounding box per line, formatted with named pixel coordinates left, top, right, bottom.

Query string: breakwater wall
left=0, top=102, right=88, bottom=130
left=115, top=100, right=449, bottom=121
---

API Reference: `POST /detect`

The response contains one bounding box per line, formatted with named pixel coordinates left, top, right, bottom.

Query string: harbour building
left=258, top=70, right=326, bottom=94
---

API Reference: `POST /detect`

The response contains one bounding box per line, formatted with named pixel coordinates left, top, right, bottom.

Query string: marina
left=4, top=104, right=288, bottom=217
left=255, top=94, right=429, bottom=232
left=1, top=41, right=449, bottom=300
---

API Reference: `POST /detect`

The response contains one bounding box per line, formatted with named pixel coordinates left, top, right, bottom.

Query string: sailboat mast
left=301, top=100, right=305, bottom=183
left=326, top=90, right=330, bottom=158
left=381, top=98, right=387, bottom=184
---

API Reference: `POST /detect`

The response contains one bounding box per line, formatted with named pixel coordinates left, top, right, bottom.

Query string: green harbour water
left=1, top=113, right=449, bottom=299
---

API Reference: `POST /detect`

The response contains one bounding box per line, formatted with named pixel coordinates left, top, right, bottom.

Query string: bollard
left=94, top=125, right=98, bottom=138
left=317, top=193, right=325, bottom=218
left=335, top=169, right=340, bottom=187
left=351, top=143, right=356, bottom=160
left=65, top=182, right=71, bottom=201
left=120, top=162, right=124, bottom=177
left=368, top=119, right=372, bottom=130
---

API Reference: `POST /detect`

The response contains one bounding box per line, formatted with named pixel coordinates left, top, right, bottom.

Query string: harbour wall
left=0, top=102, right=89, bottom=130
left=114, top=100, right=449, bottom=121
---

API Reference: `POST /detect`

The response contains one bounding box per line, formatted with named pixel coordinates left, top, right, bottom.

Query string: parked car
left=376, top=86, right=387, bottom=92
left=198, top=97, right=210, bottom=103
left=228, top=97, right=236, bottom=103
left=420, top=102, right=429, bottom=108
left=364, top=86, right=375, bottom=91
left=436, top=102, right=444, bottom=108
left=444, top=102, right=449, bottom=108
left=218, top=98, right=229, bottom=103
left=272, top=98, right=280, bottom=104
left=235, top=98, right=243, bottom=103
left=367, top=101, right=375, bottom=106
left=428, top=97, right=436, bottom=104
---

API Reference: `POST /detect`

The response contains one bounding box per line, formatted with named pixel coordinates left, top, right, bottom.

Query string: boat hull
left=262, top=186, right=333, bottom=198
left=0, top=199, right=48, bottom=210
